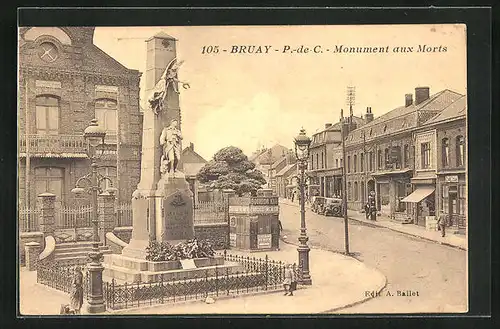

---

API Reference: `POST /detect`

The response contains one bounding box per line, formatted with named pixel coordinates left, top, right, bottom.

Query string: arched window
left=36, top=95, right=60, bottom=135
left=347, top=156, right=351, bottom=173
left=95, top=99, right=117, bottom=139
left=354, top=181, right=359, bottom=201
left=384, top=148, right=389, bottom=168
left=442, top=138, right=450, bottom=167
left=360, top=153, right=364, bottom=172
left=353, top=154, right=357, bottom=172
left=456, top=136, right=465, bottom=167
left=316, top=154, right=319, bottom=170
left=347, top=182, right=352, bottom=201
left=377, top=150, right=383, bottom=169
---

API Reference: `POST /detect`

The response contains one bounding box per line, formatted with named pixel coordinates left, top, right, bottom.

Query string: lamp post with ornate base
left=71, top=119, right=116, bottom=314
left=294, top=128, right=312, bottom=285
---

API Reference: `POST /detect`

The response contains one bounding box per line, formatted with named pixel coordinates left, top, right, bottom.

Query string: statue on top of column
left=148, top=58, right=190, bottom=115
left=159, top=119, right=182, bottom=174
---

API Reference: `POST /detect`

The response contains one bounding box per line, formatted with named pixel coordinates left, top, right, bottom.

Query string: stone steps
left=53, top=241, right=112, bottom=266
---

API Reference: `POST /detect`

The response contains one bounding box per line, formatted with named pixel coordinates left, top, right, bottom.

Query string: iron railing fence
left=19, top=208, right=41, bottom=232
left=55, top=205, right=93, bottom=229
left=37, top=262, right=90, bottom=299
left=116, top=203, right=132, bottom=227
left=193, top=201, right=229, bottom=224
left=36, top=252, right=295, bottom=311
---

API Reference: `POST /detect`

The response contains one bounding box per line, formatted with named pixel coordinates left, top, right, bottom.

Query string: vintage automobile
left=311, top=196, right=343, bottom=217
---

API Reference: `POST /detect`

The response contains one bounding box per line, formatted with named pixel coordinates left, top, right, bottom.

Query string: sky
left=93, top=25, right=466, bottom=160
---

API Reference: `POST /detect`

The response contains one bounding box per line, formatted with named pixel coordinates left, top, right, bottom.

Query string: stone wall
left=194, top=223, right=229, bottom=250
left=19, top=232, right=44, bottom=265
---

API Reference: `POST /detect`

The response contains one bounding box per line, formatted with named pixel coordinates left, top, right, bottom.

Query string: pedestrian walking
left=69, top=267, right=84, bottom=314
left=364, top=203, right=370, bottom=219
left=291, top=191, right=295, bottom=202
left=437, top=213, right=448, bottom=237
left=283, top=264, right=297, bottom=296
left=278, top=219, right=283, bottom=234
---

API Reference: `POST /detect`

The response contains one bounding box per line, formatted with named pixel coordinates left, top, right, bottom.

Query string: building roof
left=276, top=163, right=297, bottom=177
left=361, top=89, right=462, bottom=129
left=271, top=156, right=287, bottom=169
left=424, top=95, right=466, bottom=125
left=345, top=89, right=464, bottom=144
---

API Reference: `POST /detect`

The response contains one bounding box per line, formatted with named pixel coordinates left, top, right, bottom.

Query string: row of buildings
left=267, top=87, right=466, bottom=233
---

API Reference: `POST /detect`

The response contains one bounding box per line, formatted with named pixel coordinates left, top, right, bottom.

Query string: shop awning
left=401, top=188, right=435, bottom=203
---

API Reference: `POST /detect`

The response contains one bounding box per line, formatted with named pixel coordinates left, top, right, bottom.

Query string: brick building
left=412, top=95, right=467, bottom=232
left=343, top=87, right=464, bottom=223
left=308, top=114, right=365, bottom=199
left=18, top=27, right=142, bottom=208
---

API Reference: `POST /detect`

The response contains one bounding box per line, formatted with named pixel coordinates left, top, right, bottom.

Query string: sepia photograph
left=18, top=24, right=468, bottom=315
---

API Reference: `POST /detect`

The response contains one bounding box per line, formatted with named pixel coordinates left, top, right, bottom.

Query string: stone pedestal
left=25, top=242, right=41, bottom=271
left=155, top=172, right=194, bottom=244
left=98, top=191, right=116, bottom=245
left=37, top=193, right=56, bottom=236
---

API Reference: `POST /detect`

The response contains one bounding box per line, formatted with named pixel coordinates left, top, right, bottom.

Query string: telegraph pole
left=340, top=109, right=350, bottom=255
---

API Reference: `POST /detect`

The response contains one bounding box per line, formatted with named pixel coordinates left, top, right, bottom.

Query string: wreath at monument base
left=145, top=238, right=215, bottom=262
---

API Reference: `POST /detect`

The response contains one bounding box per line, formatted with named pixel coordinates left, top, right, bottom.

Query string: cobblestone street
left=279, top=201, right=467, bottom=313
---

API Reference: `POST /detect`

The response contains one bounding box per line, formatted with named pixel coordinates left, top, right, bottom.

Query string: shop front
left=437, top=173, right=466, bottom=234
left=372, top=170, right=412, bottom=220
left=403, top=178, right=436, bottom=227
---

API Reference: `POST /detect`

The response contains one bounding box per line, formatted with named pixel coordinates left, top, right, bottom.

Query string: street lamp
left=293, top=127, right=312, bottom=285
left=71, top=118, right=115, bottom=314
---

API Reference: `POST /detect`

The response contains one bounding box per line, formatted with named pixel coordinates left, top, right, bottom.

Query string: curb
left=347, top=216, right=467, bottom=251
left=279, top=236, right=388, bottom=313
left=321, top=273, right=388, bottom=314
left=280, top=201, right=466, bottom=251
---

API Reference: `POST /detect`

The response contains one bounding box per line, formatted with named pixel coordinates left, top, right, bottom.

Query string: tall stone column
left=37, top=193, right=56, bottom=237
left=123, top=32, right=182, bottom=259
left=98, top=191, right=116, bottom=245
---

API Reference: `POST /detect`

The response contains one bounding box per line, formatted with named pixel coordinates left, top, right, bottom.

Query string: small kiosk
left=228, top=189, right=280, bottom=251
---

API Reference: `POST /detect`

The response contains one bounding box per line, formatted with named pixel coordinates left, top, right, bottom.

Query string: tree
left=197, top=146, right=267, bottom=196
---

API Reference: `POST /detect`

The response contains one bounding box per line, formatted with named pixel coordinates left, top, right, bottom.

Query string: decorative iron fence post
left=215, top=265, right=219, bottom=297
left=265, top=255, right=269, bottom=291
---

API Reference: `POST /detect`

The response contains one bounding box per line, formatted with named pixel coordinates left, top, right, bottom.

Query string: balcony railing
left=19, top=134, right=87, bottom=155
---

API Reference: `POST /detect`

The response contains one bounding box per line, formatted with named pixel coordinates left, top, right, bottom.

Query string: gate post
left=98, top=190, right=116, bottom=245
left=37, top=193, right=56, bottom=238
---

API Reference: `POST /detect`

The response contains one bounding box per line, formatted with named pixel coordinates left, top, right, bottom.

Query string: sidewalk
left=279, top=198, right=467, bottom=250
left=19, top=242, right=386, bottom=315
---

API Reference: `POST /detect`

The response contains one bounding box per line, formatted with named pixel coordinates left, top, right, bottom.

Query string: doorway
left=448, top=190, right=458, bottom=228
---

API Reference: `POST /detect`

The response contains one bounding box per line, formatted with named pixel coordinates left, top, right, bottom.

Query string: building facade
left=308, top=116, right=364, bottom=199
left=18, top=27, right=142, bottom=208
left=178, top=143, right=208, bottom=206
left=343, top=87, right=465, bottom=226
left=417, top=96, right=467, bottom=232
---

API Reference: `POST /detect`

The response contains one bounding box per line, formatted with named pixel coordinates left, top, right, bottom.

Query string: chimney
left=405, top=94, right=413, bottom=107
left=414, top=87, right=430, bottom=105
left=365, top=106, right=374, bottom=123
left=189, top=142, right=194, bottom=151
left=325, top=123, right=332, bottom=129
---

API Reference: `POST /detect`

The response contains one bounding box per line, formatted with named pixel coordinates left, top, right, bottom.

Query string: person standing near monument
left=159, top=119, right=182, bottom=174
